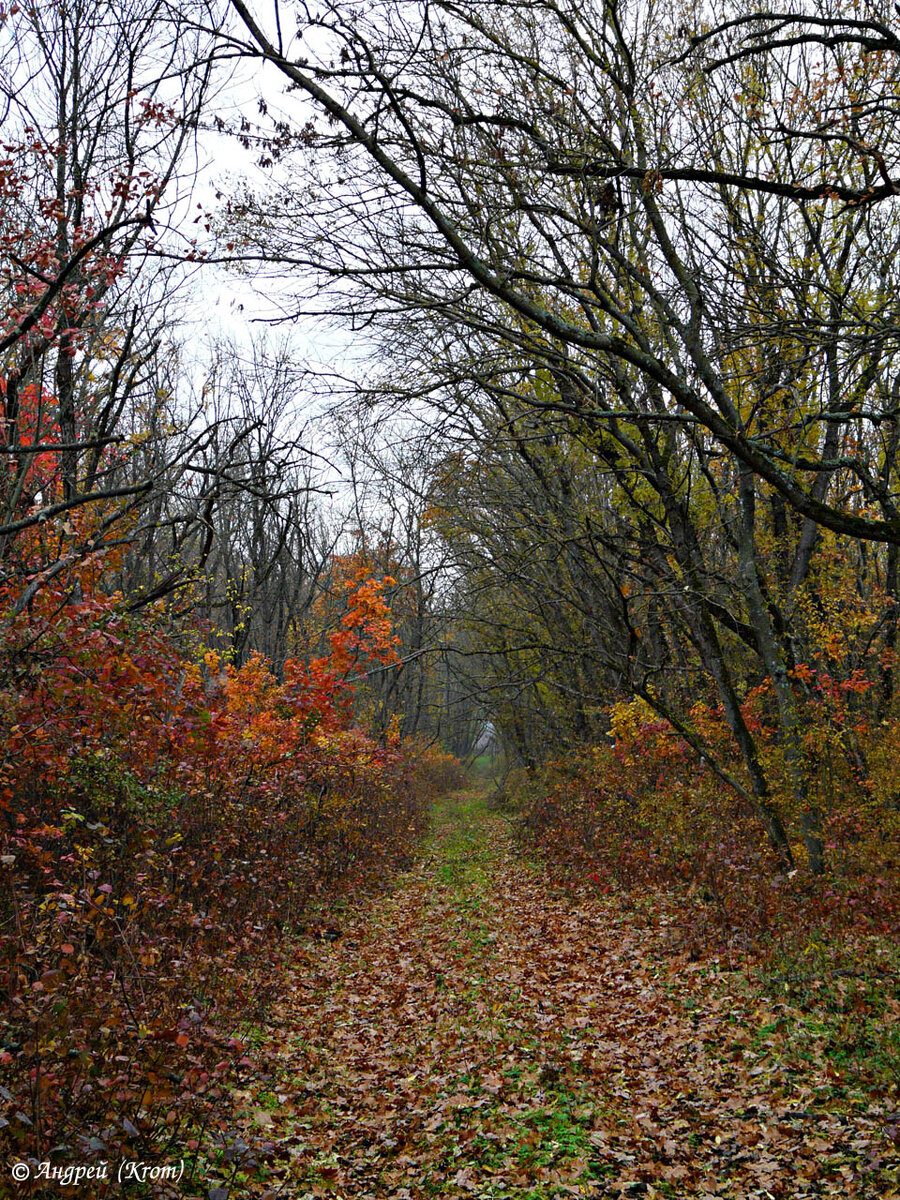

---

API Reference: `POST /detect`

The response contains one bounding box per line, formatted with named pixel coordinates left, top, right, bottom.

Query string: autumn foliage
left=519, top=684, right=900, bottom=953
left=0, top=560, right=431, bottom=1188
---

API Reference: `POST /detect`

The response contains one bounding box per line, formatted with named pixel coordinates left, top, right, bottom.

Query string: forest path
left=237, top=791, right=891, bottom=1200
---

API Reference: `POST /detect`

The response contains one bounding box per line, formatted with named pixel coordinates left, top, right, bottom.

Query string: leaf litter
left=232, top=792, right=898, bottom=1199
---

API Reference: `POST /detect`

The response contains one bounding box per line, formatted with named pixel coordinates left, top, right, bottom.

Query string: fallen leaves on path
left=228, top=794, right=898, bottom=1200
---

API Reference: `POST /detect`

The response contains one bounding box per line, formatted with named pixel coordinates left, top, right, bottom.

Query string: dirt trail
left=238, top=792, right=893, bottom=1199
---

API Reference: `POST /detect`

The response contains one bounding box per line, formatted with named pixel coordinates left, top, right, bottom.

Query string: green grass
left=752, top=932, right=900, bottom=1096
left=429, top=790, right=501, bottom=891
left=412, top=1081, right=614, bottom=1198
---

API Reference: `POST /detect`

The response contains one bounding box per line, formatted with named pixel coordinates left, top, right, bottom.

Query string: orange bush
left=404, top=736, right=469, bottom=797
left=0, top=567, right=425, bottom=1189
left=518, top=690, right=900, bottom=951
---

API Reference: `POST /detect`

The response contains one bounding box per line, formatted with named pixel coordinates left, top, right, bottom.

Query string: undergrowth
left=511, top=715, right=900, bottom=1110
left=0, top=575, right=452, bottom=1194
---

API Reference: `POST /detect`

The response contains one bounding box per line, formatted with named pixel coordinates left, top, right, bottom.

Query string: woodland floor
left=223, top=792, right=899, bottom=1200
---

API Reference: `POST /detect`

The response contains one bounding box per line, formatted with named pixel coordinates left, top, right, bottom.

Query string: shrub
left=405, top=737, right=469, bottom=797
left=516, top=695, right=900, bottom=953
left=0, top=572, right=426, bottom=1188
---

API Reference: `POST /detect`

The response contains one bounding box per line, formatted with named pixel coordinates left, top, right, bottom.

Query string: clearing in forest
left=232, top=792, right=897, bottom=1199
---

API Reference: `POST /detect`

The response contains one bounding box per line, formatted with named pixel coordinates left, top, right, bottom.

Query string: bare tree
left=222, top=0, right=900, bottom=545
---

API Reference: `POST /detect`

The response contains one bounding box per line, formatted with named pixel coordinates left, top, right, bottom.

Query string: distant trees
left=323, top=415, right=474, bottom=747
left=158, top=340, right=336, bottom=666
